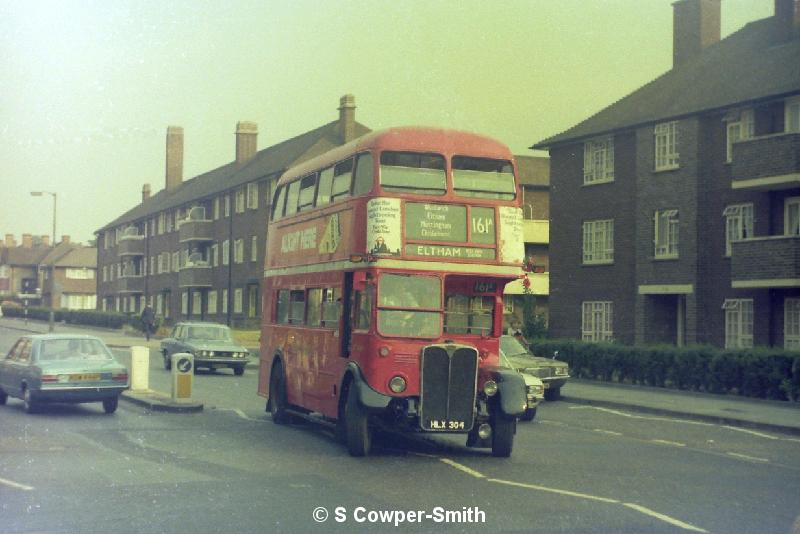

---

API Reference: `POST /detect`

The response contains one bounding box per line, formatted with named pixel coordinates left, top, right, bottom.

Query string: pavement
left=2, top=316, right=799, bottom=435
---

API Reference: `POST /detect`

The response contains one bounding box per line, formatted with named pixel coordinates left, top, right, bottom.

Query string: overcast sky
left=0, top=0, right=775, bottom=245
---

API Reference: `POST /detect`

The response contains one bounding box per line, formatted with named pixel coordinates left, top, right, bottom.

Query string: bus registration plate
left=425, top=419, right=466, bottom=431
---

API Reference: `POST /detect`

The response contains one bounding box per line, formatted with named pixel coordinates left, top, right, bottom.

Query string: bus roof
left=278, top=126, right=514, bottom=186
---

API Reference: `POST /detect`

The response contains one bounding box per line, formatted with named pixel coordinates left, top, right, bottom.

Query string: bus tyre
left=269, top=362, right=290, bottom=425
left=519, top=407, right=536, bottom=422
left=491, top=414, right=515, bottom=457
left=345, top=385, right=371, bottom=457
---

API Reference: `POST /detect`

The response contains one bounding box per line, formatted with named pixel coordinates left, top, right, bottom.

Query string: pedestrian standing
left=140, top=304, right=155, bottom=341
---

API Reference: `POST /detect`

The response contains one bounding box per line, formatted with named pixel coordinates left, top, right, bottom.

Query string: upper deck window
left=271, top=186, right=286, bottom=221
left=297, top=174, right=317, bottom=212
left=452, top=156, right=516, bottom=200
left=285, top=180, right=301, bottom=217
left=331, top=159, right=354, bottom=201
left=379, top=151, right=446, bottom=195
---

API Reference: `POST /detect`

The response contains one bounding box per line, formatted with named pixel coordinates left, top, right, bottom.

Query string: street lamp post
left=30, top=191, right=57, bottom=332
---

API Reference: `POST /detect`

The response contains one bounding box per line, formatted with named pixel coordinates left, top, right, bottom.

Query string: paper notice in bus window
left=499, top=206, right=524, bottom=265
left=367, top=197, right=401, bottom=255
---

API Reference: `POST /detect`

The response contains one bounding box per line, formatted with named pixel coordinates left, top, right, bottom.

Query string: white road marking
left=593, top=428, right=623, bottom=436
left=569, top=406, right=713, bottom=427
left=438, top=458, right=485, bottom=479
left=0, top=476, right=34, bottom=491
left=622, top=502, right=708, bottom=533
left=217, top=408, right=264, bottom=422
left=721, top=426, right=780, bottom=440
left=650, top=439, right=686, bottom=447
left=726, top=452, right=769, bottom=463
left=488, top=478, right=618, bottom=503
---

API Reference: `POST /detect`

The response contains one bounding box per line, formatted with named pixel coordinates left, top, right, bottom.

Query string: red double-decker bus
left=258, top=127, right=527, bottom=456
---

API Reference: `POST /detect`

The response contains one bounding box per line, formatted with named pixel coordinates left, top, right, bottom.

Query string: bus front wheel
left=491, top=414, right=515, bottom=457
left=269, top=362, right=290, bottom=425
left=345, top=385, right=371, bottom=457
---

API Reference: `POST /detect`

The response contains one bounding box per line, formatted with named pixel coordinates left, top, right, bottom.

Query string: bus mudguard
left=487, top=369, right=527, bottom=417
left=345, top=362, right=392, bottom=411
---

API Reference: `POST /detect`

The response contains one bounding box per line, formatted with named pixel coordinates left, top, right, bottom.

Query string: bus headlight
left=483, top=380, right=498, bottom=397
left=389, top=376, right=407, bottom=393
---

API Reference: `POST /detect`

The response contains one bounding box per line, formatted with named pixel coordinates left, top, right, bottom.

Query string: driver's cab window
left=353, top=285, right=374, bottom=331
left=444, top=294, right=494, bottom=335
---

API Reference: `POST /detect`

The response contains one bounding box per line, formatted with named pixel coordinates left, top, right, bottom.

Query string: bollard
left=130, top=346, right=150, bottom=391
left=171, top=352, right=194, bottom=401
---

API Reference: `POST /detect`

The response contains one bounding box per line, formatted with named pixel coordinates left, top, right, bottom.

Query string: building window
left=654, top=121, right=679, bottom=171
left=191, top=291, right=201, bottom=316
left=224, top=194, right=230, bottom=217
left=222, top=240, right=230, bottom=265
left=60, top=294, right=96, bottom=310
left=503, top=296, right=514, bottom=314
left=213, top=197, right=220, bottom=220
left=66, top=268, right=94, bottom=279
left=582, top=219, right=614, bottom=264
left=222, top=289, right=228, bottom=314
left=234, top=239, right=244, bottom=264
left=654, top=209, right=679, bottom=259
left=156, top=293, right=163, bottom=315
left=785, top=197, right=800, bottom=236
left=724, top=204, right=754, bottom=256
left=157, top=213, right=165, bottom=234
left=582, top=301, right=613, bottom=342
left=208, top=290, right=217, bottom=314
left=234, top=288, right=243, bottom=314
left=785, top=298, right=800, bottom=351
left=150, top=256, right=155, bottom=275
left=583, top=136, right=614, bottom=184
left=786, top=97, right=800, bottom=133
left=172, top=251, right=180, bottom=272
left=723, top=299, right=753, bottom=349
left=102, top=266, right=107, bottom=282
left=251, top=236, right=257, bottom=262
left=726, top=109, right=753, bottom=162
left=211, top=243, right=219, bottom=267
left=235, top=188, right=246, bottom=213
left=181, top=291, right=188, bottom=315
left=166, top=212, right=173, bottom=233
left=247, top=183, right=258, bottom=210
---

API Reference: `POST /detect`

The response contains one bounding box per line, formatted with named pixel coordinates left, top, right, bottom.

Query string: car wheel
left=519, top=407, right=536, bottom=421
left=102, top=397, right=118, bottom=414
left=163, top=351, right=171, bottom=371
left=491, top=413, right=515, bottom=457
left=268, top=362, right=290, bottom=425
left=0, top=389, right=7, bottom=405
left=233, top=366, right=245, bottom=376
left=23, top=388, right=38, bottom=414
left=345, top=384, right=371, bottom=457
left=544, top=388, right=561, bottom=401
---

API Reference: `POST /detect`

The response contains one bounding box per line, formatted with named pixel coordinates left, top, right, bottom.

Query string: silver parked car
left=0, top=334, right=129, bottom=414
left=500, top=335, right=570, bottom=401
left=500, top=351, right=544, bottom=421
left=161, top=322, right=250, bottom=375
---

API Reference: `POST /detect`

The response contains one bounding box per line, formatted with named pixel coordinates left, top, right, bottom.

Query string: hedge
left=1, top=306, right=157, bottom=332
left=530, top=339, right=800, bottom=402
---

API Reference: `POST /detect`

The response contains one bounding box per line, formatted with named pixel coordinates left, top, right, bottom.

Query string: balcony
left=178, top=219, right=213, bottom=243
left=523, top=219, right=549, bottom=244
left=731, top=235, right=800, bottom=288
left=118, top=235, right=145, bottom=256
left=178, top=263, right=213, bottom=288
left=731, top=133, right=800, bottom=190
left=117, top=275, right=144, bottom=294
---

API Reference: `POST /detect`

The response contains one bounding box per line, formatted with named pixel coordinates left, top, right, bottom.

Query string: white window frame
left=785, top=298, right=800, bottom=351
left=181, top=291, right=188, bottom=315
left=191, top=291, right=201, bottom=316
left=102, top=266, right=107, bottom=282
left=786, top=96, right=800, bottom=133
left=234, top=239, right=244, bottom=264
left=726, top=109, right=753, bottom=163
left=654, top=209, right=679, bottom=259
left=213, top=197, right=220, bottom=220
left=583, top=136, right=615, bottom=184
left=247, top=183, right=258, bottom=210
left=582, top=301, right=613, bottom=342
left=785, top=197, right=800, bottom=236
left=235, top=188, right=246, bottom=213
left=582, top=219, right=614, bottom=264
left=172, top=251, right=179, bottom=273
left=654, top=121, right=679, bottom=171
left=222, top=240, right=230, bottom=266
left=234, top=288, right=243, bottom=314
left=251, top=236, right=257, bottom=262
left=224, top=194, right=231, bottom=217
left=723, top=204, right=754, bottom=256
left=222, top=289, right=228, bottom=314
left=211, top=243, right=219, bottom=267
left=723, top=299, right=753, bottom=349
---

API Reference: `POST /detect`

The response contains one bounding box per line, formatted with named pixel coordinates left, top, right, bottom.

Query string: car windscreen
left=187, top=326, right=233, bottom=341
left=38, top=338, right=113, bottom=361
left=499, top=335, right=529, bottom=358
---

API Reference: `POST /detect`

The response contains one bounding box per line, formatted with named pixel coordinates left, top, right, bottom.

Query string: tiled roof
left=40, top=244, right=96, bottom=268
left=4, top=246, right=52, bottom=267
left=533, top=18, right=800, bottom=149
left=98, top=120, right=370, bottom=232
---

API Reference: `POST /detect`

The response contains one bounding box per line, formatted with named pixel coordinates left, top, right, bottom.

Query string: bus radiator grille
left=419, top=345, right=478, bottom=431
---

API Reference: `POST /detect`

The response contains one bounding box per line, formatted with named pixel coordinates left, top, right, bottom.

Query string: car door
left=0, top=340, right=21, bottom=394
left=163, top=326, right=181, bottom=358
left=3, top=338, right=31, bottom=398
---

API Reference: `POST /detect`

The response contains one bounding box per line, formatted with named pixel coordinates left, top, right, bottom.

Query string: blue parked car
left=0, top=334, right=129, bottom=414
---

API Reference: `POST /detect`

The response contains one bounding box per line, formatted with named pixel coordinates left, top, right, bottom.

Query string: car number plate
left=71, top=373, right=100, bottom=381
left=425, top=419, right=466, bottom=431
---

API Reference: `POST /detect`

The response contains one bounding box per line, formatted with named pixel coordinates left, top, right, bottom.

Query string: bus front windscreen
left=377, top=273, right=441, bottom=337
left=452, top=156, right=516, bottom=200
left=379, top=152, right=446, bottom=195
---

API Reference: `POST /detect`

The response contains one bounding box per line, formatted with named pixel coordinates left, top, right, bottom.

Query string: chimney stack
left=165, top=126, right=184, bottom=193
left=41, top=235, right=50, bottom=247
left=672, top=0, right=720, bottom=69
left=61, top=235, right=70, bottom=245
left=773, top=0, right=800, bottom=42
left=22, top=234, right=33, bottom=248
left=235, top=121, right=258, bottom=166
left=338, top=94, right=356, bottom=144
left=4, top=234, right=15, bottom=248
left=142, top=183, right=151, bottom=202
